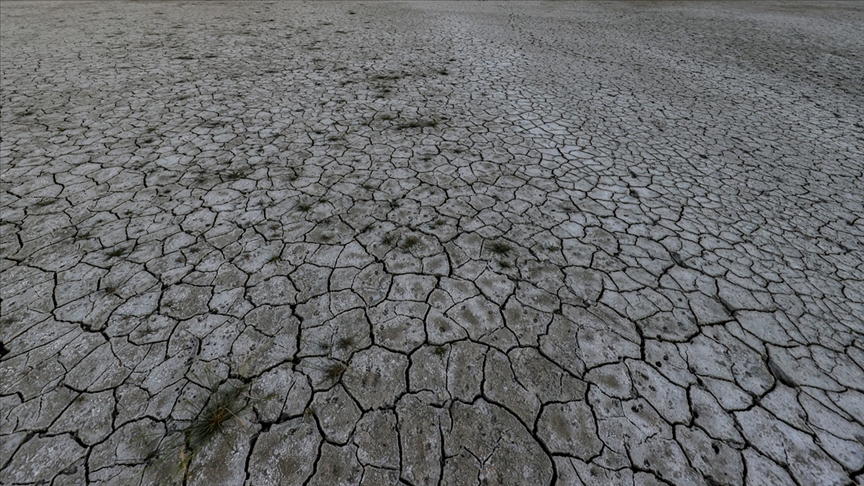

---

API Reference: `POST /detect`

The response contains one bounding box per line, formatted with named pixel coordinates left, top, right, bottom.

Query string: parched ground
left=1, top=1, right=863, bottom=485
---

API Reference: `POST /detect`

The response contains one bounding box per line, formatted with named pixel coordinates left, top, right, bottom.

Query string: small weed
left=107, top=247, right=127, bottom=258
left=103, top=286, right=117, bottom=295
left=397, top=118, right=438, bottom=130
left=336, top=336, right=355, bottom=350
left=488, top=241, right=512, bottom=256
left=497, top=260, right=512, bottom=269
left=389, top=199, right=401, bottom=209
left=296, top=202, right=313, bottom=212
left=402, top=236, right=420, bottom=249
left=433, top=345, right=448, bottom=357
left=323, top=362, right=347, bottom=382
left=268, top=254, right=281, bottom=263
left=372, top=73, right=402, bottom=82
left=174, top=381, right=257, bottom=479
left=185, top=390, right=246, bottom=447
left=225, top=170, right=246, bottom=181
left=382, top=232, right=398, bottom=246
left=379, top=113, right=396, bottom=121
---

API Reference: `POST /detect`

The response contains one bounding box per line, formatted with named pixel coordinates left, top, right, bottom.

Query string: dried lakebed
left=1, top=1, right=863, bottom=485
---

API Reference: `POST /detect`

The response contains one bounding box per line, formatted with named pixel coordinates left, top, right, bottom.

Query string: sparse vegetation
left=323, top=361, right=347, bottom=382
left=402, top=235, right=420, bottom=249
left=336, top=335, right=355, bottom=350
left=183, top=384, right=249, bottom=452
left=225, top=170, right=246, bottom=182
left=382, top=232, right=398, bottom=246
left=372, top=73, right=403, bottom=82
left=488, top=241, right=512, bottom=256
left=166, top=377, right=275, bottom=481
left=397, top=118, right=438, bottom=130
left=107, top=247, right=127, bottom=258
left=296, top=202, right=313, bottom=212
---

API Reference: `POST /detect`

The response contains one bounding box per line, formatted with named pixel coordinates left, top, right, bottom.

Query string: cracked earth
left=1, top=1, right=863, bottom=485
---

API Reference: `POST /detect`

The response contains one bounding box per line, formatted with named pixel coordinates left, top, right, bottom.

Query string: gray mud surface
left=2, top=1, right=863, bottom=484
